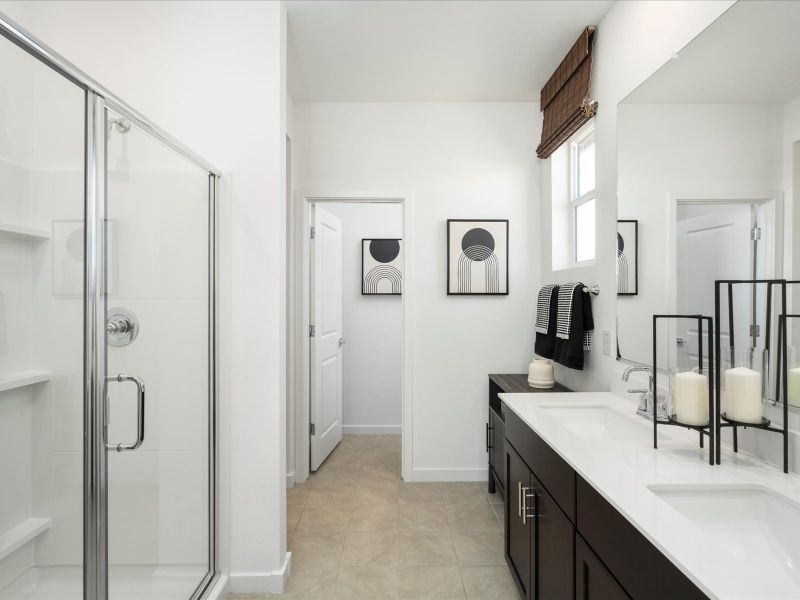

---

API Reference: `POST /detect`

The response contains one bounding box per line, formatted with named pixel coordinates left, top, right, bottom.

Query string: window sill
left=551, top=259, right=596, bottom=272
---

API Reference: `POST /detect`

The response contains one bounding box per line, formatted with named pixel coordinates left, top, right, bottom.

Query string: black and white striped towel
left=535, top=284, right=558, bottom=334
left=556, top=282, right=582, bottom=340
left=583, top=330, right=592, bottom=352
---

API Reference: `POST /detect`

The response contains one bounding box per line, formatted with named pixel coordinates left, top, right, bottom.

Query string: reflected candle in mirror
left=674, top=371, right=709, bottom=425
left=789, top=368, right=800, bottom=407
left=725, top=366, right=762, bottom=423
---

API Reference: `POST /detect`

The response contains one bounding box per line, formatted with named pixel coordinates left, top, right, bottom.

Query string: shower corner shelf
left=0, top=518, right=51, bottom=561
left=0, top=370, right=52, bottom=394
left=0, top=222, right=50, bottom=240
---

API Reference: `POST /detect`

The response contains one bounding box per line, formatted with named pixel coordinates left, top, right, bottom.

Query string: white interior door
left=676, top=205, right=754, bottom=368
left=310, top=205, right=344, bottom=470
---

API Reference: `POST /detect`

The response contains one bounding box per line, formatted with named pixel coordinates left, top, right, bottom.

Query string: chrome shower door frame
left=0, top=12, right=221, bottom=600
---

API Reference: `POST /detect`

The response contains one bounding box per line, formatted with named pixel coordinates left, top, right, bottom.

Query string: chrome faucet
left=622, top=366, right=667, bottom=421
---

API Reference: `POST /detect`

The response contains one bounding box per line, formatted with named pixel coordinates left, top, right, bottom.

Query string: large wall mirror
left=616, top=1, right=800, bottom=407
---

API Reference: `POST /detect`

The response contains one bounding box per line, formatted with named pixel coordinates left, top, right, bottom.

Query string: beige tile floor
left=229, top=435, right=518, bottom=600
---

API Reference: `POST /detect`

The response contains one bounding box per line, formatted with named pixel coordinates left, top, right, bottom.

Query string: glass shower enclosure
left=0, top=13, right=219, bottom=600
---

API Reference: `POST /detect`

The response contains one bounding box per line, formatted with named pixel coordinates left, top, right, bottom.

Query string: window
left=550, top=121, right=596, bottom=271
left=570, top=124, right=596, bottom=263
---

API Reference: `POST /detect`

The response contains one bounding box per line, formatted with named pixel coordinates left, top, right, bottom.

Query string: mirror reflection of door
left=675, top=203, right=760, bottom=370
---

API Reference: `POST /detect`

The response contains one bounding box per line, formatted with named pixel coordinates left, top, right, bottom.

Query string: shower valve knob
left=107, top=307, right=140, bottom=347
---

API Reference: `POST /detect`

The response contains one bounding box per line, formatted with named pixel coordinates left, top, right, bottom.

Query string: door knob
left=339, top=338, right=346, bottom=346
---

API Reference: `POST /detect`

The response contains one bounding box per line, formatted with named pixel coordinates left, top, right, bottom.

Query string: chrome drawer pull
left=521, top=487, right=536, bottom=524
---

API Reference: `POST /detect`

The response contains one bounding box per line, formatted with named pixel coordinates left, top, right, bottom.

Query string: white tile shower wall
left=539, top=0, right=736, bottom=392
left=325, top=203, right=403, bottom=434
left=0, top=1, right=289, bottom=586
left=27, top=169, right=210, bottom=567
left=0, top=156, right=41, bottom=589
left=293, top=102, right=541, bottom=480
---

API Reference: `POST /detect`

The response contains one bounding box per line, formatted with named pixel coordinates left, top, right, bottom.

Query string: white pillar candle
left=674, top=371, right=709, bottom=425
left=725, top=366, right=762, bottom=424
left=789, top=367, right=800, bottom=408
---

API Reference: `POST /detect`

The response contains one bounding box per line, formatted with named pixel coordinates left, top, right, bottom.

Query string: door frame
left=666, top=191, right=783, bottom=386
left=667, top=190, right=784, bottom=315
left=289, top=191, right=414, bottom=484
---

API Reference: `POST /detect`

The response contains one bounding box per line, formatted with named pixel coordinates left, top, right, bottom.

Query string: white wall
left=0, top=1, right=289, bottom=593
left=326, top=203, right=402, bottom=434
left=539, top=0, right=736, bottom=392
left=784, top=96, right=800, bottom=327
left=616, top=103, right=782, bottom=365
left=294, top=102, right=540, bottom=481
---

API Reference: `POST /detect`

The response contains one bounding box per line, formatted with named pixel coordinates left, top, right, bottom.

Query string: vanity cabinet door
left=489, top=407, right=505, bottom=492
left=575, top=534, right=630, bottom=600
left=534, top=477, right=574, bottom=600
left=506, top=443, right=534, bottom=600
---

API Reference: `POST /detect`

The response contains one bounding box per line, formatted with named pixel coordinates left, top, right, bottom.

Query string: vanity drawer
left=576, top=477, right=706, bottom=600
left=505, top=409, right=576, bottom=523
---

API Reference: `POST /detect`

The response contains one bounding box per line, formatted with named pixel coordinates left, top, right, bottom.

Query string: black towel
left=553, top=287, right=594, bottom=370
left=534, top=290, right=559, bottom=359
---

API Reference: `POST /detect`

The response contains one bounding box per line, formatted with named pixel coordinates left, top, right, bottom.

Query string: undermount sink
left=539, top=403, right=659, bottom=442
left=649, top=484, right=800, bottom=596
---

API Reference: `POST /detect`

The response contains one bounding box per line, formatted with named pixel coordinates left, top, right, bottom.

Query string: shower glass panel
left=0, top=30, right=85, bottom=600
left=104, top=109, right=211, bottom=599
left=1, top=11, right=218, bottom=600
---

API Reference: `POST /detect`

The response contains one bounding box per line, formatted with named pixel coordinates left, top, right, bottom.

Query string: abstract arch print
left=447, top=219, right=509, bottom=295
left=458, top=227, right=500, bottom=293
left=362, top=238, right=402, bottom=295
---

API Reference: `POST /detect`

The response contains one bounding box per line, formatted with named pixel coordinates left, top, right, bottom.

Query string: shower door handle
left=105, top=374, right=145, bottom=452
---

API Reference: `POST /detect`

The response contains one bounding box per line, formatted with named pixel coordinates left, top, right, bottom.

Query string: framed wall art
left=362, top=238, right=402, bottom=295
left=446, top=219, right=508, bottom=295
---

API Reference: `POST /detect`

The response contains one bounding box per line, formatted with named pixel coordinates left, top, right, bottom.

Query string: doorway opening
left=669, top=193, right=782, bottom=387
left=287, top=193, right=413, bottom=487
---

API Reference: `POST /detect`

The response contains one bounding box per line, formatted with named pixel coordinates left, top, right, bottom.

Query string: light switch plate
left=603, top=331, right=611, bottom=356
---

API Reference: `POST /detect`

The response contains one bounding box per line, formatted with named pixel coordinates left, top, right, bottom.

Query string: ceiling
left=624, top=0, right=800, bottom=105
left=287, top=0, right=613, bottom=102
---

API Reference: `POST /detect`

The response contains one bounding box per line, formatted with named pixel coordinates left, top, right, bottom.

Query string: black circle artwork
left=461, top=228, right=495, bottom=261
left=369, top=239, right=401, bottom=263
left=617, top=232, right=625, bottom=256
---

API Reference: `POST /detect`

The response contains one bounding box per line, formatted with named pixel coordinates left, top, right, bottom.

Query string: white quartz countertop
left=499, top=391, right=800, bottom=600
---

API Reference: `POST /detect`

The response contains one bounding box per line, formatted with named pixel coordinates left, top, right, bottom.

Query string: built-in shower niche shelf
left=0, top=222, right=50, bottom=240
left=0, top=371, right=51, bottom=394
left=0, top=518, right=51, bottom=561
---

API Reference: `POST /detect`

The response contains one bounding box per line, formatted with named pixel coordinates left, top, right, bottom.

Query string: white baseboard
left=343, top=425, right=401, bottom=435
left=229, top=552, right=292, bottom=594
left=411, top=467, right=487, bottom=482
left=286, top=471, right=295, bottom=488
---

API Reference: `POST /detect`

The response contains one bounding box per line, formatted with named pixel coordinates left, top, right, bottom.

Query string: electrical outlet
left=603, top=330, right=611, bottom=356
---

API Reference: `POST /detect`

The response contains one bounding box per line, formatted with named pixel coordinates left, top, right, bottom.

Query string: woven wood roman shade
left=537, top=26, right=598, bottom=159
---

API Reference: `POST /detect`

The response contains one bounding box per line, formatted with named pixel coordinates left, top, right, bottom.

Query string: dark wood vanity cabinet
left=503, top=407, right=707, bottom=600
left=535, top=477, right=574, bottom=600
left=488, top=374, right=569, bottom=495
left=506, top=444, right=534, bottom=599
left=575, top=535, right=630, bottom=600
left=488, top=405, right=506, bottom=493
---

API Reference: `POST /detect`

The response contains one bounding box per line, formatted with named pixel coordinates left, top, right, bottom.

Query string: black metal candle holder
left=775, top=280, right=800, bottom=414
left=714, top=279, right=789, bottom=473
left=652, top=314, right=715, bottom=465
